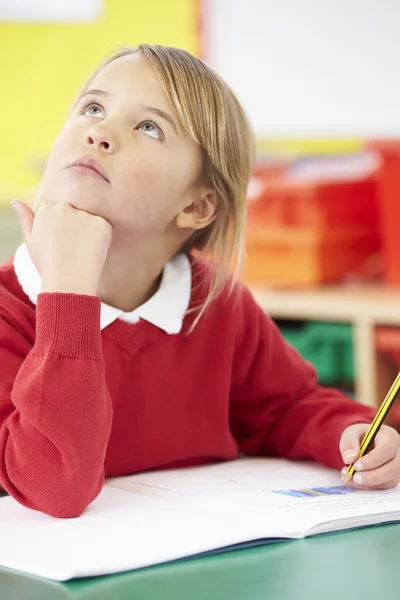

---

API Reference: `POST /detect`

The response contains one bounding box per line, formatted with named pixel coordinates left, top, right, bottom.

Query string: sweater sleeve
left=0, top=293, right=113, bottom=517
left=230, top=285, right=376, bottom=470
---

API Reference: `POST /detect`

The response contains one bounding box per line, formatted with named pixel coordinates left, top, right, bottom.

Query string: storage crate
left=248, top=177, right=379, bottom=229
left=248, top=154, right=380, bottom=229
left=244, top=225, right=379, bottom=286
left=277, top=320, right=354, bottom=385
left=367, top=141, right=400, bottom=286
left=246, top=154, right=381, bottom=286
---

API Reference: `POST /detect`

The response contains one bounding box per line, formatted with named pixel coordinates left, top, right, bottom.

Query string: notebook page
left=109, top=458, right=400, bottom=535
left=107, top=457, right=341, bottom=502
left=1, top=458, right=400, bottom=581
left=0, top=477, right=286, bottom=581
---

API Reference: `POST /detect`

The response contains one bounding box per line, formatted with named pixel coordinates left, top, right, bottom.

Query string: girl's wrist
left=41, top=275, right=97, bottom=296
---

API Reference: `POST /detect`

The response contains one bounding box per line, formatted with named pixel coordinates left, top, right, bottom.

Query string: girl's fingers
left=355, top=426, right=400, bottom=471
left=348, top=477, right=399, bottom=491
left=339, top=424, right=366, bottom=464
left=342, top=455, right=400, bottom=489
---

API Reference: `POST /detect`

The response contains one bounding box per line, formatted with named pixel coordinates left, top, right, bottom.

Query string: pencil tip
left=342, top=473, right=352, bottom=488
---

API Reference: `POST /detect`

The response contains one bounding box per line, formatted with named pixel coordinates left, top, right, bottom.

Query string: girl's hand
left=11, top=200, right=113, bottom=296
left=340, top=423, right=400, bottom=490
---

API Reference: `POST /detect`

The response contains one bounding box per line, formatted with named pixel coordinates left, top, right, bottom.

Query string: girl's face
left=41, top=54, right=205, bottom=240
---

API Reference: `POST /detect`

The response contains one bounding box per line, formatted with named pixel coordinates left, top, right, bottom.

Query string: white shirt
left=13, top=243, right=192, bottom=335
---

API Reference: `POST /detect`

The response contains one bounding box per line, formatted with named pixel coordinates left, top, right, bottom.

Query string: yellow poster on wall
left=0, top=0, right=200, bottom=204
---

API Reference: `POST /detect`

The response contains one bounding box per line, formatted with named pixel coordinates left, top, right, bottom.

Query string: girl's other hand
left=11, top=200, right=112, bottom=296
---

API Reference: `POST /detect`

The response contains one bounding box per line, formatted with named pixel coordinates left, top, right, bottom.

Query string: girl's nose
left=84, top=125, right=118, bottom=153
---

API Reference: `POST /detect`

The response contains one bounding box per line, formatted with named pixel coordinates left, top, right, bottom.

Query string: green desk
left=1, top=523, right=400, bottom=600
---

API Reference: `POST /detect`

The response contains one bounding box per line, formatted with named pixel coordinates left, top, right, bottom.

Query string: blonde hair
left=41, top=44, right=255, bottom=325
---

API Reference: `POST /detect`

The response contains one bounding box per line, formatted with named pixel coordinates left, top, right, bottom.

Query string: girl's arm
left=0, top=295, right=112, bottom=518
left=0, top=200, right=114, bottom=516
left=230, top=286, right=376, bottom=470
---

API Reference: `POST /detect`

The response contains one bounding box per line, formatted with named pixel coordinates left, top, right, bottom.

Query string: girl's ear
left=176, top=190, right=217, bottom=231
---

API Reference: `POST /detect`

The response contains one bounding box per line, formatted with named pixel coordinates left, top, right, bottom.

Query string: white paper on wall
left=0, top=0, right=103, bottom=22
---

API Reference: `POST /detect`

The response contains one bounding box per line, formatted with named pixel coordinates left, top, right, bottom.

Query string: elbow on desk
left=37, top=475, right=104, bottom=519
left=28, top=487, right=100, bottom=519
left=3, top=473, right=104, bottom=519
left=0, top=432, right=106, bottom=518
left=42, top=496, right=93, bottom=519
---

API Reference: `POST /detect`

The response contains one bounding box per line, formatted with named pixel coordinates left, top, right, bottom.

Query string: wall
left=0, top=0, right=199, bottom=204
left=203, top=0, right=400, bottom=143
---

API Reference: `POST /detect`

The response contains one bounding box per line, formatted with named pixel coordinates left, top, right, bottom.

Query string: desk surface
left=1, top=523, right=400, bottom=600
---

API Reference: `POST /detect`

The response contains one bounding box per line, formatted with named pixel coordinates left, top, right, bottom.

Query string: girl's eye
left=139, top=121, right=164, bottom=141
left=82, top=103, right=104, bottom=119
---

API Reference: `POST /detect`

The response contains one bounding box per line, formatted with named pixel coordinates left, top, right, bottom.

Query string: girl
left=1, top=44, right=399, bottom=518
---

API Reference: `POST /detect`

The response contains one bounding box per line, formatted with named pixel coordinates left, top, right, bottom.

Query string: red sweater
left=0, top=257, right=375, bottom=517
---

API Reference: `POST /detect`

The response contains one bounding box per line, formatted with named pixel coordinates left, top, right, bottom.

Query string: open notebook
left=1, top=457, right=400, bottom=581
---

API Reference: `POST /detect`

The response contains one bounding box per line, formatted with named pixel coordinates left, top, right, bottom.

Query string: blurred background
left=2, top=0, right=400, bottom=420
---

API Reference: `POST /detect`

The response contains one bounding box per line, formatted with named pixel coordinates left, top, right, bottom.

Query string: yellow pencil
left=342, top=371, right=400, bottom=487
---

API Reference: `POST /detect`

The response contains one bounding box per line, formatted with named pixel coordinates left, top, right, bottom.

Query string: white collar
left=13, top=244, right=191, bottom=334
